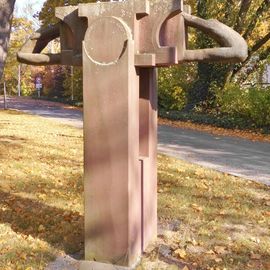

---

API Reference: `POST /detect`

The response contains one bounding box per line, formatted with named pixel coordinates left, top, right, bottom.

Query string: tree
left=184, top=0, right=270, bottom=110
left=36, top=0, right=270, bottom=109
left=0, top=0, right=16, bottom=81
left=4, top=17, right=35, bottom=95
left=38, top=0, right=95, bottom=101
left=39, top=0, right=95, bottom=27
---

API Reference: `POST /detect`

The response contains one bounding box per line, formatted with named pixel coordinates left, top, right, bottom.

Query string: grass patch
left=149, top=155, right=270, bottom=270
left=0, top=110, right=83, bottom=270
left=0, top=110, right=269, bottom=270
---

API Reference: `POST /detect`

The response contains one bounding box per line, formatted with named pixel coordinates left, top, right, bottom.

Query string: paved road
left=1, top=97, right=83, bottom=128
left=1, top=97, right=269, bottom=185
left=159, top=125, right=270, bottom=185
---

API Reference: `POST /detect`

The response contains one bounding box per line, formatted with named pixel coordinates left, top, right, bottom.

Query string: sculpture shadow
left=0, top=189, right=84, bottom=254
left=0, top=134, right=26, bottom=158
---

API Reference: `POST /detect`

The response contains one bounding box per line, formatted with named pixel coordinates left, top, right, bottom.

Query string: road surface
left=1, top=96, right=269, bottom=185
left=159, top=125, right=270, bottom=185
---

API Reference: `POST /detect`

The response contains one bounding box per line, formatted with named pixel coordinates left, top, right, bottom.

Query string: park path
left=1, top=96, right=269, bottom=185
left=1, top=96, right=83, bottom=128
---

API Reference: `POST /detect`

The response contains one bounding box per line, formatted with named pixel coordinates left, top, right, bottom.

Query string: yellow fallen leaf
left=250, top=253, right=261, bottom=260
left=219, top=210, right=226, bottom=216
left=167, top=266, right=179, bottom=270
left=214, top=246, right=227, bottom=255
left=258, top=218, right=266, bottom=224
left=174, top=248, right=187, bottom=259
left=191, top=204, right=203, bottom=212
left=265, top=201, right=270, bottom=206
left=201, top=183, right=209, bottom=189
left=192, top=239, right=198, bottom=246
left=250, top=237, right=260, bottom=243
left=214, top=257, right=223, bottom=263
left=38, top=224, right=45, bottom=232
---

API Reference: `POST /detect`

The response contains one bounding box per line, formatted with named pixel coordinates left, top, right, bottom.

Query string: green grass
left=0, top=110, right=83, bottom=270
left=151, top=155, right=270, bottom=270
left=0, top=110, right=269, bottom=270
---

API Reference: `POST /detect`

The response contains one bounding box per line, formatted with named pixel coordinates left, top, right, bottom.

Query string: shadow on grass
left=0, top=135, right=27, bottom=158
left=0, top=190, right=84, bottom=254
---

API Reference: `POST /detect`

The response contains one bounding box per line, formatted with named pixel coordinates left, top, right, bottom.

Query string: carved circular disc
left=84, top=17, right=129, bottom=64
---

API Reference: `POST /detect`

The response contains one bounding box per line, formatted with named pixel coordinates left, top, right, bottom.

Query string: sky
left=15, top=0, right=46, bottom=18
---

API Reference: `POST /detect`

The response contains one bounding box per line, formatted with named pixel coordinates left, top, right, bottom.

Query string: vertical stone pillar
left=82, top=17, right=141, bottom=267
left=139, top=68, right=157, bottom=251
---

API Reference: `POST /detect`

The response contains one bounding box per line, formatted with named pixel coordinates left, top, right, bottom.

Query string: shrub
left=216, top=83, right=270, bottom=127
left=247, top=87, right=270, bottom=126
left=158, top=66, right=188, bottom=110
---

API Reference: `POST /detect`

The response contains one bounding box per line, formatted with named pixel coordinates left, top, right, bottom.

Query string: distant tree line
left=1, top=0, right=269, bottom=127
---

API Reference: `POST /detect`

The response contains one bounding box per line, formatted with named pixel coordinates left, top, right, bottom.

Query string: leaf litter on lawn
left=0, top=110, right=269, bottom=269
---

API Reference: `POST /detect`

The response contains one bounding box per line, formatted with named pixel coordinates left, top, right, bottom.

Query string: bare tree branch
left=233, top=31, right=270, bottom=70
left=251, top=31, right=270, bottom=53
left=224, top=0, right=235, bottom=20
left=234, top=0, right=252, bottom=34
left=232, top=46, right=270, bottom=81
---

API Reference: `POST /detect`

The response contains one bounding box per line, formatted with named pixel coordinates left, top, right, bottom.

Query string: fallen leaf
left=205, top=249, right=215, bottom=255
left=38, top=224, right=45, bottom=232
left=250, top=253, right=261, bottom=260
left=219, top=210, right=226, bottom=216
left=214, top=246, right=227, bottom=255
left=19, top=253, right=27, bottom=260
left=192, top=239, right=198, bottom=246
left=214, top=257, right=223, bottom=263
left=167, top=266, right=179, bottom=270
left=174, top=248, right=187, bottom=259
left=250, top=237, right=260, bottom=243
left=191, top=204, right=203, bottom=212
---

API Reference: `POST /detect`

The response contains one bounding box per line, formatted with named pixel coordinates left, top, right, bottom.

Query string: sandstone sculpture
left=18, top=1, right=247, bottom=269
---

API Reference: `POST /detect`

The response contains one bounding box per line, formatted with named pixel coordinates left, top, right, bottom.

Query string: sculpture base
left=80, top=261, right=136, bottom=270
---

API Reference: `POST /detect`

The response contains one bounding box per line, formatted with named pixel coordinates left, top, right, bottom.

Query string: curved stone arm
left=17, top=5, right=248, bottom=66
left=182, top=13, right=248, bottom=63
left=17, top=23, right=61, bottom=66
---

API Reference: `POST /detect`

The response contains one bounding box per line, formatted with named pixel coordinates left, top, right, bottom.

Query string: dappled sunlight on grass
left=155, top=155, right=270, bottom=270
left=0, top=110, right=269, bottom=269
left=0, top=223, right=55, bottom=270
left=0, top=110, right=84, bottom=269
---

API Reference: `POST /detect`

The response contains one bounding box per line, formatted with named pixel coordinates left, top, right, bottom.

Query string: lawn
left=0, top=110, right=269, bottom=270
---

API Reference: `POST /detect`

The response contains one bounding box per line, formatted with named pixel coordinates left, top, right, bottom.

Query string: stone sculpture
left=18, top=1, right=248, bottom=269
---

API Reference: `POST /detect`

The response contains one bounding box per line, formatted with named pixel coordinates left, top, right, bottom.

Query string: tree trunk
left=185, top=0, right=216, bottom=111
left=0, top=0, right=16, bottom=81
left=234, top=0, right=252, bottom=34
